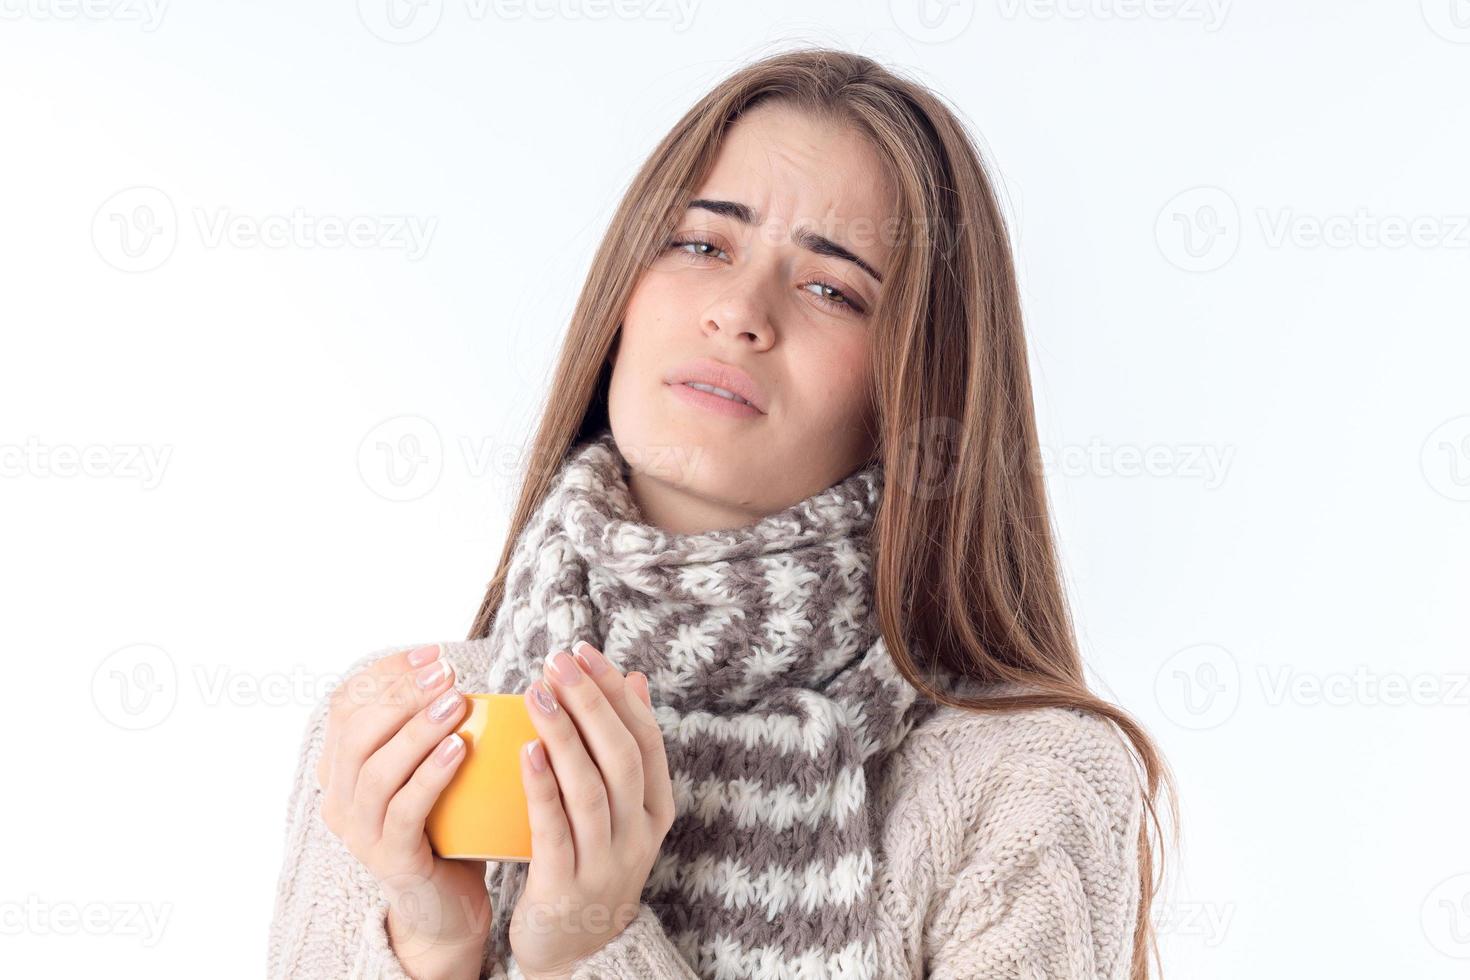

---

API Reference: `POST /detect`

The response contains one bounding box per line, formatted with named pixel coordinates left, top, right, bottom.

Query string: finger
left=327, top=644, right=443, bottom=727
left=319, top=644, right=441, bottom=790
left=543, top=646, right=643, bottom=843
left=627, top=671, right=675, bottom=830
left=351, top=686, right=469, bottom=843
left=570, top=642, right=654, bottom=838
left=524, top=668, right=611, bottom=861
left=380, top=730, right=468, bottom=857
left=326, top=650, right=456, bottom=824
left=519, top=732, right=575, bottom=881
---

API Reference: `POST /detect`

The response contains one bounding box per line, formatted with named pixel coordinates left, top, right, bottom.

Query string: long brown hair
left=468, top=45, right=1176, bottom=978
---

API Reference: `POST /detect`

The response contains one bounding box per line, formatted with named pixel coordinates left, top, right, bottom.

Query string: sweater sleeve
left=561, top=903, right=700, bottom=979
left=266, top=643, right=515, bottom=980
left=920, top=718, right=1144, bottom=980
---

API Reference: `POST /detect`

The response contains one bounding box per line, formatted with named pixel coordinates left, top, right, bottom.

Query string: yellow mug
left=426, top=693, right=537, bottom=862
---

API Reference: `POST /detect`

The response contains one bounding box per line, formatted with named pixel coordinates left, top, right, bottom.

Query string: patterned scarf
left=459, top=428, right=943, bottom=978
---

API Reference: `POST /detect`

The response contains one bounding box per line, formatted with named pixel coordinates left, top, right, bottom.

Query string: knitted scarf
left=463, top=428, right=943, bottom=978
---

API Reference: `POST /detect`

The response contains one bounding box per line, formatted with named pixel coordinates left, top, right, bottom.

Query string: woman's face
left=606, top=102, right=899, bottom=534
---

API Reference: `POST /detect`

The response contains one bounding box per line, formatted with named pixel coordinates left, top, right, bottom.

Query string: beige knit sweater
left=267, top=640, right=1143, bottom=979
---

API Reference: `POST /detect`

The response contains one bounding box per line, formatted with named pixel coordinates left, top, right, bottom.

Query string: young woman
left=268, top=47, right=1173, bottom=980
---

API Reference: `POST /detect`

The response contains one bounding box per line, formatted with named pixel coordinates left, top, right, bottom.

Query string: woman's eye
left=802, top=280, right=866, bottom=316
left=667, top=237, right=728, bottom=262
left=665, top=236, right=866, bottom=317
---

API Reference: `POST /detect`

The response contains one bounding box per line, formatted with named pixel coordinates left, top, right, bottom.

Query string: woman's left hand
left=509, top=640, right=676, bottom=980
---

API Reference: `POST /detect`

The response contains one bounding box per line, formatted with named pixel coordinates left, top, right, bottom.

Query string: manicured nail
left=407, top=644, right=440, bottom=668
left=546, top=649, right=582, bottom=685
left=573, top=641, right=608, bottom=677
left=416, top=660, right=451, bottom=689
left=434, top=733, right=464, bottom=766
left=525, top=739, right=547, bottom=772
left=530, top=679, right=559, bottom=715
left=427, top=688, right=462, bottom=722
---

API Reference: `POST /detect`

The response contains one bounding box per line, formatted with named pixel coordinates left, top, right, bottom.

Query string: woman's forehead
left=700, top=107, right=896, bottom=222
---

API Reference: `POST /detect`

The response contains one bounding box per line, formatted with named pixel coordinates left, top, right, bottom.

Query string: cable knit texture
left=266, top=431, right=1143, bottom=978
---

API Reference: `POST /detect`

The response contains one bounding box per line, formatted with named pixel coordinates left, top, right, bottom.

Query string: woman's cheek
left=817, top=335, right=875, bottom=422
left=790, top=338, right=876, bottom=457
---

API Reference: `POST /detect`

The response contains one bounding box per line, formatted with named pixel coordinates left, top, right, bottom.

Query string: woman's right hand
left=315, top=643, right=491, bottom=980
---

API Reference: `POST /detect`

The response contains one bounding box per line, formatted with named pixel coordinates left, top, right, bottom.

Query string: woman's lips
left=665, top=381, right=764, bottom=419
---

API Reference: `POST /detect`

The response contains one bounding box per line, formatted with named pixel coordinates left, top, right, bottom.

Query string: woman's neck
left=624, top=466, right=767, bottom=536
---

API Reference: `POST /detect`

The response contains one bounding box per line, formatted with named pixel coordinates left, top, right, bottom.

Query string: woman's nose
left=700, top=283, right=776, bottom=350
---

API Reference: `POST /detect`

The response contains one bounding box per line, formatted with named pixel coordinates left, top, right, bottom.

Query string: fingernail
left=407, top=644, right=440, bottom=668
left=573, top=641, right=608, bottom=677
left=427, top=688, right=462, bottom=722
left=434, top=733, right=463, bottom=766
left=530, top=679, right=559, bottom=715
left=546, top=649, right=582, bottom=685
left=416, top=660, right=451, bottom=689
left=525, top=739, right=547, bottom=772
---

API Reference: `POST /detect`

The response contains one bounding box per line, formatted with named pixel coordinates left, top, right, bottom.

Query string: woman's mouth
left=666, top=381, right=764, bottom=419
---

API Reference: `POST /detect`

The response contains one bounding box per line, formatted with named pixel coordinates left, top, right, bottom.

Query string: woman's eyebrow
left=687, top=198, right=885, bottom=284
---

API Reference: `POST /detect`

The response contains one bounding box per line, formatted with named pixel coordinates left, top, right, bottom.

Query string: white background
left=2, top=2, right=1467, bottom=977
